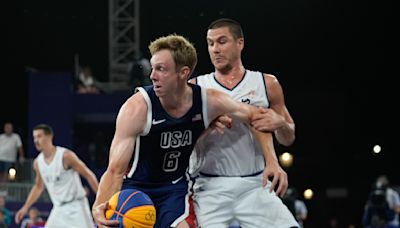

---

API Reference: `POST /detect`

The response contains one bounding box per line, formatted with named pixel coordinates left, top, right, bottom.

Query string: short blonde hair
left=149, top=34, right=197, bottom=75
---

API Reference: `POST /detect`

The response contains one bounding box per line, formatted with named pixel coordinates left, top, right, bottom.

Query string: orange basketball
left=106, top=189, right=156, bottom=228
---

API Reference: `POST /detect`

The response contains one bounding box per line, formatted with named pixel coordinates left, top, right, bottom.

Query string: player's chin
left=154, top=90, right=165, bottom=98
left=214, top=62, right=229, bottom=71
left=153, top=87, right=164, bottom=96
left=212, top=60, right=223, bottom=67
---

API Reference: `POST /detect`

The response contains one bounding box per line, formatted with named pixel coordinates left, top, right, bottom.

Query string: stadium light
left=279, top=152, right=294, bottom=168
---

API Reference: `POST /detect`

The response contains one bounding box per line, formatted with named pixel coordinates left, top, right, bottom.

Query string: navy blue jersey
left=124, top=84, right=209, bottom=184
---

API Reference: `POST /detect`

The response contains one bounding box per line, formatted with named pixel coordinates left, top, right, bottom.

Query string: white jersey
left=194, top=70, right=269, bottom=176
left=37, top=146, right=86, bottom=207
left=0, top=133, right=22, bottom=162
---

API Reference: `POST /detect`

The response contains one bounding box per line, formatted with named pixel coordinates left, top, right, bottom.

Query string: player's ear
left=237, top=37, right=244, bottom=51
left=178, top=66, right=191, bottom=79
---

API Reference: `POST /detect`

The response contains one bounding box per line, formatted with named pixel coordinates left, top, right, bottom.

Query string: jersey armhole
left=136, top=87, right=152, bottom=136
left=261, top=73, right=270, bottom=108
left=200, top=87, right=210, bottom=128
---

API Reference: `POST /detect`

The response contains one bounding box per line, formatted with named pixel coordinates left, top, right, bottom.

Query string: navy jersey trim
left=261, top=73, right=271, bottom=108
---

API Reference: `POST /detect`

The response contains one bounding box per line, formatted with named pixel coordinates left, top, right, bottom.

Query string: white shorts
left=193, top=174, right=299, bottom=228
left=45, top=197, right=95, bottom=228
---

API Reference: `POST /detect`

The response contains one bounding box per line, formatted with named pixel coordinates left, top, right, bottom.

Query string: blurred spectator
left=0, top=196, right=11, bottom=227
left=282, top=186, right=308, bottom=227
left=362, top=175, right=400, bottom=228
left=0, top=122, right=25, bottom=181
left=0, top=210, right=7, bottom=228
left=129, top=51, right=151, bottom=89
left=76, top=65, right=100, bottom=94
left=329, top=217, right=339, bottom=228
left=20, top=207, right=45, bottom=228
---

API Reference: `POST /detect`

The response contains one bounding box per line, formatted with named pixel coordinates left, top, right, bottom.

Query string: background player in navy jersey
left=188, top=18, right=299, bottom=227
left=92, top=34, right=274, bottom=228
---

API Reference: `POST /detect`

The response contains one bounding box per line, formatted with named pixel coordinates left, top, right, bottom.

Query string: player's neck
left=215, top=64, right=245, bottom=87
left=160, top=85, right=192, bottom=118
left=42, top=145, right=56, bottom=158
left=216, top=62, right=244, bottom=76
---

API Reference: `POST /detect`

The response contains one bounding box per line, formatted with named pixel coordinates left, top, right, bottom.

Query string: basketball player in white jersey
left=15, top=124, right=99, bottom=228
left=189, top=18, right=299, bottom=227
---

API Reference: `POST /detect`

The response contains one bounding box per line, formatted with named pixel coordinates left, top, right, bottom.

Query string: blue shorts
left=0, top=161, right=13, bottom=173
left=122, top=177, right=191, bottom=228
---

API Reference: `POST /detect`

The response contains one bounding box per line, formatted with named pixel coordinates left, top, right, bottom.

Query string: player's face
left=33, top=129, right=51, bottom=151
left=207, top=27, right=243, bottom=72
left=150, top=49, right=180, bottom=97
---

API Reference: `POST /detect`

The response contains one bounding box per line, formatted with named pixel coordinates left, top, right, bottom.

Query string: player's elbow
left=283, top=135, right=295, bottom=147
left=107, top=161, right=127, bottom=179
left=34, top=181, right=45, bottom=192
left=84, top=171, right=99, bottom=185
left=274, top=133, right=294, bottom=147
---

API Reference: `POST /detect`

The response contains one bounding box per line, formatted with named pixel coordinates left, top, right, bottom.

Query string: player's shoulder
left=196, top=72, right=214, bottom=78
left=245, top=70, right=275, bottom=81
left=121, top=87, right=148, bottom=114
left=116, top=87, right=149, bottom=132
left=62, top=148, right=75, bottom=157
left=260, top=73, right=281, bottom=89
left=62, top=148, right=78, bottom=162
left=193, top=72, right=214, bottom=83
left=262, top=72, right=278, bottom=81
left=33, top=157, right=40, bottom=169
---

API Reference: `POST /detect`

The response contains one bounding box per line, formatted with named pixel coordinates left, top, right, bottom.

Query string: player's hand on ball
left=92, top=202, right=119, bottom=228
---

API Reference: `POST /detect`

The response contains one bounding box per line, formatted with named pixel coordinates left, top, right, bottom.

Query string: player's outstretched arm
left=92, top=93, right=147, bottom=227
left=206, top=88, right=260, bottom=124
left=15, top=159, right=44, bottom=224
left=250, top=127, right=288, bottom=197
left=64, top=150, right=99, bottom=193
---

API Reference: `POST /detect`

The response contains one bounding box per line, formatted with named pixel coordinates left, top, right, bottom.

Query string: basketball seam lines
left=112, top=206, right=154, bottom=223
left=116, top=191, right=139, bottom=220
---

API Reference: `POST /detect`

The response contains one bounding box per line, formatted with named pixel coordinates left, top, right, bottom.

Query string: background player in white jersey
left=91, top=34, right=273, bottom=228
left=15, top=124, right=99, bottom=228
left=189, top=18, right=299, bottom=227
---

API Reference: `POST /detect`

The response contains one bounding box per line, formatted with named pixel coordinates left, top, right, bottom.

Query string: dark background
left=2, top=0, right=398, bottom=227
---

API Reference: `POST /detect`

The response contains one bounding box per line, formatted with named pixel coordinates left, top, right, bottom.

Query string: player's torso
left=125, top=85, right=207, bottom=184
left=195, top=70, right=269, bottom=176
left=37, top=147, right=85, bottom=205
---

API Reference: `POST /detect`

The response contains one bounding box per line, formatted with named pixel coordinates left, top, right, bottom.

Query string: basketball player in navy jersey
left=188, top=18, right=299, bottom=227
left=92, top=34, right=273, bottom=228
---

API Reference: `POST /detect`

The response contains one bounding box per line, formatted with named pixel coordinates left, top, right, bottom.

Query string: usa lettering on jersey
left=160, top=130, right=192, bottom=149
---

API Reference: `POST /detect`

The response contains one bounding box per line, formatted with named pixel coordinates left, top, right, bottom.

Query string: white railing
left=0, top=159, right=51, bottom=202
left=0, top=182, right=51, bottom=203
